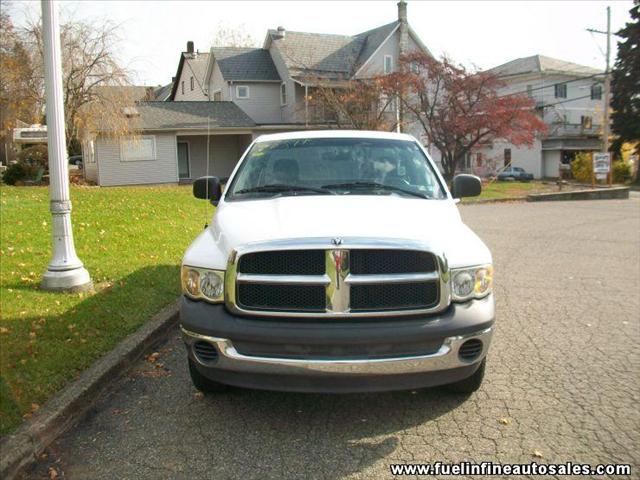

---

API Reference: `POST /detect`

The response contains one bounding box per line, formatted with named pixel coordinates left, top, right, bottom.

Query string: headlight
left=181, top=266, right=225, bottom=303
left=451, top=264, right=493, bottom=302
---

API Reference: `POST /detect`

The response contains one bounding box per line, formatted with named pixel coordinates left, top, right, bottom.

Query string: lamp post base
left=41, top=267, right=93, bottom=292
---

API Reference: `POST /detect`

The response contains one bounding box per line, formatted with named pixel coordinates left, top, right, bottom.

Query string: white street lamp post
left=40, top=0, right=91, bottom=292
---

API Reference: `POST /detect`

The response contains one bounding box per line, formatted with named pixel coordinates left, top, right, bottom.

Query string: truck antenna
left=203, top=115, right=211, bottom=229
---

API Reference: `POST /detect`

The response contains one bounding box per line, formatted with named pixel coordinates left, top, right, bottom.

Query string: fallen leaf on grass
left=0, top=327, right=9, bottom=334
left=532, top=449, right=544, bottom=458
left=146, top=352, right=160, bottom=363
left=194, top=392, right=204, bottom=401
left=48, top=466, right=58, bottom=479
left=498, top=418, right=512, bottom=425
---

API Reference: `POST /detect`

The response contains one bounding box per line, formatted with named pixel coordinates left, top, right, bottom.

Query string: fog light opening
left=193, top=341, right=219, bottom=364
left=458, top=338, right=483, bottom=362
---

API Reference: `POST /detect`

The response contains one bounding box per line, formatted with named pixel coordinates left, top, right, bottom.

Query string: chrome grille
left=350, top=282, right=439, bottom=311
left=350, top=250, right=436, bottom=274
left=238, top=250, right=325, bottom=275
left=225, top=238, right=450, bottom=318
left=237, top=283, right=326, bottom=312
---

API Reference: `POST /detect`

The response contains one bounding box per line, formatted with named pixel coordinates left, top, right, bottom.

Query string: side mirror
left=451, top=174, right=482, bottom=198
left=193, top=176, right=222, bottom=205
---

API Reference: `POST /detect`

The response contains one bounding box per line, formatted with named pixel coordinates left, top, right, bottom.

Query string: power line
left=537, top=94, right=593, bottom=109
left=497, top=72, right=604, bottom=99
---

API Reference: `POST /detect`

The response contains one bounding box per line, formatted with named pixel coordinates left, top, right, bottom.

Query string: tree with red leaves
left=385, top=53, right=548, bottom=181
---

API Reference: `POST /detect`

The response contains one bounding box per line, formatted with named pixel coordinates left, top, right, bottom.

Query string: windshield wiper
left=321, top=181, right=430, bottom=199
left=234, top=184, right=333, bottom=196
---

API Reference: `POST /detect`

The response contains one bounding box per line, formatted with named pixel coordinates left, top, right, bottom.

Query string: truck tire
left=188, top=358, right=228, bottom=393
left=446, top=358, right=486, bottom=393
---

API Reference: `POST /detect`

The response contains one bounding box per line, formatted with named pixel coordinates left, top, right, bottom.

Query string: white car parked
left=180, top=131, right=494, bottom=394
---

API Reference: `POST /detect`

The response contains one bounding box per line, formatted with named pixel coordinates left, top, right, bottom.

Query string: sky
left=6, top=0, right=635, bottom=86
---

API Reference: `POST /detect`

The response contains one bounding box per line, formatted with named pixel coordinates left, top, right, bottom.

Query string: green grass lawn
left=464, top=180, right=557, bottom=202
left=0, top=185, right=206, bottom=435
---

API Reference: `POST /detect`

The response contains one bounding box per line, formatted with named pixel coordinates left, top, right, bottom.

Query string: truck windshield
left=226, top=137, right=447, bottom=200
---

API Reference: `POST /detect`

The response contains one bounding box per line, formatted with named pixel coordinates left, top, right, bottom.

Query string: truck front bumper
left=180, top=294, right=495, bottom=393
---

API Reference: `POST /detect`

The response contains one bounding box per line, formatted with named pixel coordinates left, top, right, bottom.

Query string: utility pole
left=587, top=6, right=612, bottom=154
left=587, top=6, right=612, bottom=185
left=40, top=0, right=92, bottom=292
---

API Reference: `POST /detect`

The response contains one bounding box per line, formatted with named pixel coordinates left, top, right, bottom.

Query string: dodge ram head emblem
left=331, top=237, right=343, bottom=246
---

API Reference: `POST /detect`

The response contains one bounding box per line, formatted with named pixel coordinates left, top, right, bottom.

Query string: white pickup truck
left=180, top=131, right=494, bottom=394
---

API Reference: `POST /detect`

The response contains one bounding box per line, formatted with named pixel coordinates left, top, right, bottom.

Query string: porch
left=176, top=133, right=253, bottom=182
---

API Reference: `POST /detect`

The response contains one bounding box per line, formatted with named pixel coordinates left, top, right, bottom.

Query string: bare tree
left=211, top=22, right=258, bottom=48
left=19, top=15, right=136, bottom=151
left=308, top=78, right=398, bottom=131
left=0, top=11, right=41, bottom=160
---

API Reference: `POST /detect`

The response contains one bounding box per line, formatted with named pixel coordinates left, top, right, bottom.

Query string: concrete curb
left=0, top=300, right=180, bottom=480
left=461, top=196, right=525, bottom=205
left=527, top=187, right=630, bottom=202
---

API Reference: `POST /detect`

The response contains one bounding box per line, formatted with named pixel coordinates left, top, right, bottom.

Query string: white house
left=473, top=55, right=604, bottom=178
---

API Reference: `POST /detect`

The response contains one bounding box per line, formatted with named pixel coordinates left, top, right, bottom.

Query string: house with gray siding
left=472, top=55, right=604, bottom=179
left=86, top=0, right=432, bottom=186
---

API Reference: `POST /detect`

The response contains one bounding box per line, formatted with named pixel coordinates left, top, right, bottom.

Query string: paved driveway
left=25, top=198, right=640, bottom=479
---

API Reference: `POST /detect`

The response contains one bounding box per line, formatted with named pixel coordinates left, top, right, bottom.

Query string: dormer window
left=236, top=85, right=250, bottom=99
left=384, top=55, right=393, bottom=74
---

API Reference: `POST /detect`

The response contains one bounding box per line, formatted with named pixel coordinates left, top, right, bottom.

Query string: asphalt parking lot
left=24, top=198, right=640, bottom=479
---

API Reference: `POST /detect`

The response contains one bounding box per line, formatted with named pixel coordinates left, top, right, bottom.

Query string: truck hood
left=183, top=195, right=492, bottom=270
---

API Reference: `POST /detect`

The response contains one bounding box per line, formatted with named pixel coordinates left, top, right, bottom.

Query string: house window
left=410, top=61, right=419, bottom=74
left=526, top=85, right=533, bottom=98
left=380, top=93, right=396, bottom=112
left=181, top=81, right=184, bottom=95
left=476, top=152, right=483, bottom=167
left=121, top=136, right=156, bottom=162
left=504, top=148, right=511, bottom=167
left=280, top=83, right=287, bottom=105
left=236, top=85, right=250, bottom=99
left=581, top=116, right=593, bottom=129
left=591, top=84, right=602, bottom=100
left=384, top=55, right=393, bottom=74
left=554, top=83, right=567, bottom=98
left=213, top=90, right=222, bottom=101
left=190, top=77, right=194, bottom=91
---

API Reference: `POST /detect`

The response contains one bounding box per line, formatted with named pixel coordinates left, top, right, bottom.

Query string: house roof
left=266, top=21, right=401, bottom=80
left=96, top=85, right=156, bottom=101
left=169, top=52, right=210, bottom=100
left=489, top=55, right=602, bottom=78
left=118, top=101, right=256, bottom=131
left=153, top=82, right=173, bottom=101
left=211, top=47, right=281, bottom=81
left=352, top=22, right=400, bottom=73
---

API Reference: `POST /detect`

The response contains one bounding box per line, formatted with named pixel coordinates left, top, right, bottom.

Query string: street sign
left=593, top=153, right=611, bottom=174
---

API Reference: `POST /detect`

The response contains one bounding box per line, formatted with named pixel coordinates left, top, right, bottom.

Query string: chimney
left=186, top=41, right=194, bottom=54
left=274, top=26, right=286, bottom=40
left=397, top=0, right=408, bottom=55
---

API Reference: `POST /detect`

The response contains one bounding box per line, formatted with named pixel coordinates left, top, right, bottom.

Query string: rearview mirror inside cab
left=451, top=174, right=482, bottom=198
left=193, top=176, right=222, bottom=205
